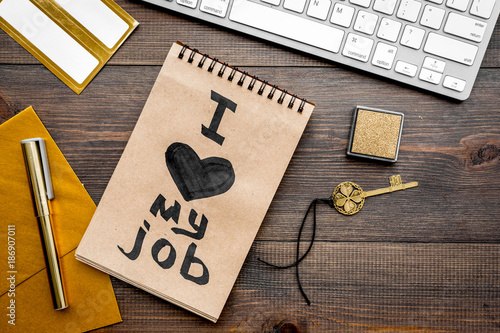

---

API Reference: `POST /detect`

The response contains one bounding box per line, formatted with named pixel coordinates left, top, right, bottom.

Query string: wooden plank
left=102, top=242, right=500, bottom=332
left=1, top=64, right=499, bottom=244
left=0, top=0, right=498, bottom=67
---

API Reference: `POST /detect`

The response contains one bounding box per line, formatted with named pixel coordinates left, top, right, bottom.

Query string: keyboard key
left=444, top=12, right=487, bottom=42
left=177, top=0, right=198, bottom=8
left=443, top=76, right=466, bottom=91
left=349, top=0, right=372, bottom=7
left=400, top=25, right=425, bottom=49
left=424, top=32, right=478, bottom=65
left=200, top=0, right=230, bottom=17
left=373, top=0, right=398, bottom=15
left=427, top=0, right=444, bottom=4
left=446, top=0, right=470, bottom=11
left=330, top=3, right=355, bottom=27
left=395, top=61, right=418, bottom=77
left=342, top=33, right=374, bottom=62
left=423, top=57, right=446, bottom=72
left=229, top=0, right=345, bottom=53
left=377, top=17, right=401, bottom=42
left=372, top=42, right=397, bottom=69
left=420, top=5, right=445, bottom=29
left=397, top=0, right=422, bottom=22
left=354, top=11, right=379, bottom=35
left=284, top=0, right=307, bottom=12
left=306, top=0, right=331, bottom=20
left=419, top=68, right=443, bottom=84
left=262, top=0, right=281, bottom=5
left=470, top=0, right=495, bottom=19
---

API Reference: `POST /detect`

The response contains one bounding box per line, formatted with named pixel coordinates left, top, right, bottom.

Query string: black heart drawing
left=165, top=142, right=235, bottom=201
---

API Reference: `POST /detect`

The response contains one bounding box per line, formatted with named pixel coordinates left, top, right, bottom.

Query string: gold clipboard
left=0, top=0, right=138, bottom=94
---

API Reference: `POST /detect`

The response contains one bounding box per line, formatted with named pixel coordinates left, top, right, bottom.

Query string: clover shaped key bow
left=332, top=175, right=418, bottom=215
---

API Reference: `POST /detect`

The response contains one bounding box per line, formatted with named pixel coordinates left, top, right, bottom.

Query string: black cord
left=258, top=197, right=332, bottom=305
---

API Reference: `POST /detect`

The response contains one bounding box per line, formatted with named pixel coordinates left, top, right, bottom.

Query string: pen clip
left=37, top=138, right=54, bottom=200
left=21, top=138, right=54, bottom=200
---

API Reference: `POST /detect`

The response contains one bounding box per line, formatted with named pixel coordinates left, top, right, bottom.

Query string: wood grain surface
left=1, top=1, right=499, bottom=332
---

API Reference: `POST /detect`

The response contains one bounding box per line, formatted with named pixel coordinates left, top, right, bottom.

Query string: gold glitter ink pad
left=347, top=106, right=404, bottom=162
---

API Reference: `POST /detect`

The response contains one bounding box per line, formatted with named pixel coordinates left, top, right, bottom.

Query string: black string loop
left=258, top=197, right=332, bottom=305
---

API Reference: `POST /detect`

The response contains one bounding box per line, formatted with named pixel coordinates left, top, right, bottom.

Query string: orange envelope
left=0, top=107, right=121, bottom=332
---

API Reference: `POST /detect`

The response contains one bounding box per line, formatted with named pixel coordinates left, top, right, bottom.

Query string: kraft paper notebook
left=0, top=107, right=121, bottom=332
left=76, top=41, right=314, bottom=322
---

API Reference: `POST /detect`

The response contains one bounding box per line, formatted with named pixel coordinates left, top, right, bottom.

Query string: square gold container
left=347, top=106, right=404, bottom=163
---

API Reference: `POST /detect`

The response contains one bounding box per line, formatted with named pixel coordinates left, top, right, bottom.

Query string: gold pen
left=21, top=138, right=68, bottom=310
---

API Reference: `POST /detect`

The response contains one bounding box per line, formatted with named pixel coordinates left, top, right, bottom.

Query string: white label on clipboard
left=0, top=0, right=99, bottom=84
left=53, top=0, right=130, bottom=49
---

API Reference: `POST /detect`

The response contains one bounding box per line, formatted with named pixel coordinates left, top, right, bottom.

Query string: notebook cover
left=76, top=42, right=314, bottom=322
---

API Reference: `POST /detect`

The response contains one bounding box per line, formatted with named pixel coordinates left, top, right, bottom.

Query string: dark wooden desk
left=1, top=1, right=499, bottom=331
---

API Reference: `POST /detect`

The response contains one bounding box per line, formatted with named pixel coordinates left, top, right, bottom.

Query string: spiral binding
left=187, top=49, right=198, bottom=64
left=228, top=67, right=238, bottom=82
left=237, top=72, right=248, bottom=86
left=178, top=44, right=307, bottom=112
left=248, top=76, right=258, bottom=91
left=257, top=81, right=267, bottom=96
left=207, top=58, right=218, bottom=73
left=218, top=63, right=228, bottom=77
left=198, top=54, right=208, bottom=68
left=278, top=90, right=287, bottom=104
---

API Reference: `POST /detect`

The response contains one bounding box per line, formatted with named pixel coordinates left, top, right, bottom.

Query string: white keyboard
left=139, top=0, right=500, bottom=100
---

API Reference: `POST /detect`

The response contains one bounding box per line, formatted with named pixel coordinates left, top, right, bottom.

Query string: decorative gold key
left=332, top=175, right=418, bottom=215
left=261, top=174, right=418, bottom=305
